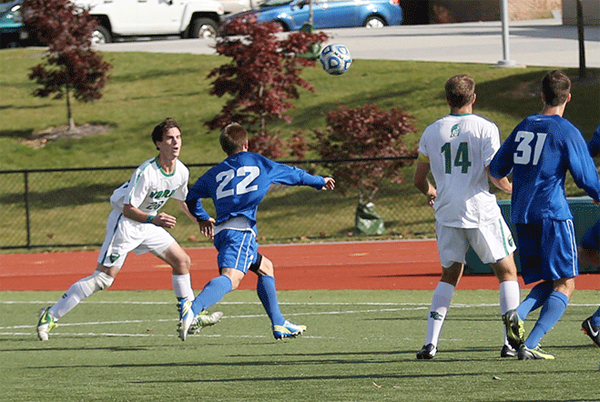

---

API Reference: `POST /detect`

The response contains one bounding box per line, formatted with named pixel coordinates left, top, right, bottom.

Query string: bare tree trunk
left=66, top=86, right=75, bottom=131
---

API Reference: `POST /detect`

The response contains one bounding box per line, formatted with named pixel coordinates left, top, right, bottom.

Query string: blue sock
left=517, top=281, right=553, bottom=320
left=257, top=275, right=285, bottom=327
left=524, top=290, right=569, bottom=349
left=591, top=306, right=600, bottom=327
left=191, top=275, right=232, bottom=315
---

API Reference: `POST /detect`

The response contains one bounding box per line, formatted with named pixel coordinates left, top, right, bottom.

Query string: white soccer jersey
left=110, top=157, right=189, bottom=213
left=418, top=113, right=503, bottom=228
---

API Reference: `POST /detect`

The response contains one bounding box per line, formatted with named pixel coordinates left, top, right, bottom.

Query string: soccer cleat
left=188, top=311, right=223, bottom=335
left=518, top=344, right=556, bottom=360
left=416, top=343, right=437, bottom=360
left=37, top=307, right=57, bottom=341
left=178, top=300, right=195, bottom=341
left=500, top=344, right=517, bottom=358
left=581, top=317, right=600, bottom=347
left=502, top=309, right=525, bottom=350
left=273, top=320, right=306, bottom=340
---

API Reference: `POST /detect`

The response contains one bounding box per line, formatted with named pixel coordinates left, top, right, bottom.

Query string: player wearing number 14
left=490, top=70, right=600, bottom=359
left=413, top=74, right=520, bottom=359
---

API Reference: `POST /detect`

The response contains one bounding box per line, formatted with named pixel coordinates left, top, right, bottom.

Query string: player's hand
left=427, top=194, right=436, bottom=208
left=323, top=177, right=335, bottom=190
left=198, top=218, right=215, bottom=240
left=155, top=212, right=177, bottom=228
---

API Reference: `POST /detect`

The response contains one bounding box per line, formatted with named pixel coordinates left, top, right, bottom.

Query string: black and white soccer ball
left=318, top=44, right=352, bottom=75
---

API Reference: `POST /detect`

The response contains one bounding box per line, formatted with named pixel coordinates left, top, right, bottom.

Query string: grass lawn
left=1, top=289, right=599, bottom=401
left=1, top=48, right=598, bottom=171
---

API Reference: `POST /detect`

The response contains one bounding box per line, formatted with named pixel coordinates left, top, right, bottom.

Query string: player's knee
left=258, top=257, right=274, bottom=276
left=83, top=271, right=115, bottom=293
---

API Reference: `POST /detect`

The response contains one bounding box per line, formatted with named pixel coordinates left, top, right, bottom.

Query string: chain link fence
left=0, top=157, right=590, bottom=250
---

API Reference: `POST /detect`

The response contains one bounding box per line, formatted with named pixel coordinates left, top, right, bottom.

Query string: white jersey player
left=413, top=74, right=520, bottom=359
left=36, top=117, right=222, bottom=341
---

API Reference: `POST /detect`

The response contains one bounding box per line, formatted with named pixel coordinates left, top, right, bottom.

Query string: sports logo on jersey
left=450, top=124, right=460, bottom=138
left=109, top=253, right=120, bottom=263
left=429, top=311, right=444, bottom=321
left=508, top=235, right=514, bottom=247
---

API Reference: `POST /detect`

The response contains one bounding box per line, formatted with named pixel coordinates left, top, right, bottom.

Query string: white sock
left=172, top=273, right=194, bottom=301
left=425, top=281, right=455, bottom=347
left=49, top=280, right=94, bottom=320
left=499, top=280, right=520, bottom=346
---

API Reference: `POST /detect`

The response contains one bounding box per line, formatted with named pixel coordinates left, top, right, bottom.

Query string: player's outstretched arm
left=322, top=177, right=335, bottom=190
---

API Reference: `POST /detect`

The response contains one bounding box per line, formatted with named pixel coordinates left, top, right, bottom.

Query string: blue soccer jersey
left=587, top=123, right=600, bottom=158
left=186, top=152, right=326, bottom=231
left=490, top=114, right=600, bottom=224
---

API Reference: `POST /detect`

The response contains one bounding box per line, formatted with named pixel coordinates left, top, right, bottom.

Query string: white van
left=76, top=0, right=225, bottom=43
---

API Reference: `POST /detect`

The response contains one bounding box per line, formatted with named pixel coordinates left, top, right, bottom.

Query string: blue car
left=227, top=0, right=403, bottom=31
left=0, top=0, right=27, bottom=48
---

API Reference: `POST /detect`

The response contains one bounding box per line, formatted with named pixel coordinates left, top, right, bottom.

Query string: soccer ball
left=319, top=44, right=352, bottom=75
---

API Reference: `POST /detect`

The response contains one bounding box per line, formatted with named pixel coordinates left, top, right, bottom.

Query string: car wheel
left=364, top=16, right=386, bottom=28
left=190, top=18, right=219, bottom=39
left=92, top=26, right=112, bottom=44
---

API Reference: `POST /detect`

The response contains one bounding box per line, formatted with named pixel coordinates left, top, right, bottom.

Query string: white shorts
left=435, top=218, right=516, bottom=268
left=97, top=209, right=176, bottom=268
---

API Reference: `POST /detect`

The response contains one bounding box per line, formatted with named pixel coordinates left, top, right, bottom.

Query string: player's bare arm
left=123, top=203, right=177, bottom=228
left=413, top=160, right=436, bottom=207
left=486, top=167, right=512, bottom=194
left=177, top=200, right=200, bottom=224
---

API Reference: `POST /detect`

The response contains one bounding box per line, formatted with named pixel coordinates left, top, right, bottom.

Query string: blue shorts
left=214, top=229, right=258, bottom=273
left=515, top=219, right=578, bottom=284
left=581, top=219, right=600, bottom=251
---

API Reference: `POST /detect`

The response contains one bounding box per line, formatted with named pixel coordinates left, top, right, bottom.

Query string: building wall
left=562, top=0, right=600, bottom=26
left=399, top=0, right=562, bottom=25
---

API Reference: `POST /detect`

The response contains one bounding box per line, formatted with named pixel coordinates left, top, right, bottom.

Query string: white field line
left=1, top=301, right=597, bottom=336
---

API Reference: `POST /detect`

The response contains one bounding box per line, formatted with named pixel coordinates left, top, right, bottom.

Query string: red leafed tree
left=23, top=0, right=112, bottom=131
left=313, top=104, right=418, bottom=203
left=206, top=16, right=328, bottom=158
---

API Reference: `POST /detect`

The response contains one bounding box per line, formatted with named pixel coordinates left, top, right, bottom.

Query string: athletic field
left=1, top=241, right=599, bottom=401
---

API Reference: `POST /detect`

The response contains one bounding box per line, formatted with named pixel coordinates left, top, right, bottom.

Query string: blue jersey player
left=490, top=71, right=600, bottom=359
left=577, top=122, right=600, bottom=348
left=179, top=123, right=335, bottom=341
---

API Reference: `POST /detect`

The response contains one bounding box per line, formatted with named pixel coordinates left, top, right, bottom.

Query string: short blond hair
left=445, top=74, right=475, bottom=109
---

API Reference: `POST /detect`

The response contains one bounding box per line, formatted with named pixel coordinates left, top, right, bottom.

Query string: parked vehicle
left=0, top=0, right=27, bottom=48
left=224, top=0, right=403, bottom=31
left=220, top=0, right=256, bottom=14
left=75, top=0, right=226, bottom=44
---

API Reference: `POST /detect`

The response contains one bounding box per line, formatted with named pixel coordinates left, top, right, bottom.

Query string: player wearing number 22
left=490, top=70, right=600, bottom=359
left=180, top=123, right=335, bottom=341
left=413, top=74, right=521, bottom=359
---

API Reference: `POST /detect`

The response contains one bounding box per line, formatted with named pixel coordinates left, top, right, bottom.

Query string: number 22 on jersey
left=216, top=166, right=260, bottom=199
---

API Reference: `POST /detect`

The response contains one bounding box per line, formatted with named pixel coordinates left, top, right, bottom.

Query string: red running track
left=1, top=240, right=599, bottom=291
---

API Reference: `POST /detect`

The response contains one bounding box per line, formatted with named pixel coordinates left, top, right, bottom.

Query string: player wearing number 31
left=413, top=74, right=521, bottom=360
left=180, top=123, right=335, bottom=341
left=490, top=70, right=600, bottom=360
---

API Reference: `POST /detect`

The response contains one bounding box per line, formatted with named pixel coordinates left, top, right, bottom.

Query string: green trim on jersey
left=153, top=157, right=176, bottom=177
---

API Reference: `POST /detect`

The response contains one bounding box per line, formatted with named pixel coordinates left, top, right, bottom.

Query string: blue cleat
left=581, top=317, right=600, bottom=347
